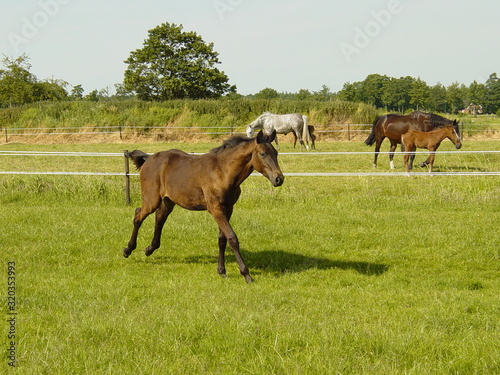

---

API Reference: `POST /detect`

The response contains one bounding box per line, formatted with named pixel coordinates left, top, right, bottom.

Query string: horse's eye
left=259, top=152, right=267, bottom=158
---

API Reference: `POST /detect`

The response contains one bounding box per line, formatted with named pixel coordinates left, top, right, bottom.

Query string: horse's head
left=252, top=130, right=284, bottom=187
left=246, top=114, right=268, bottom=137
left=246, top=124, right=255, bottom=138
left=447, top=126, right=462, bottom=149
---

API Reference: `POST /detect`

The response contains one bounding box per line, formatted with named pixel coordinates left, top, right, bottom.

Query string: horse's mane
left=429, top=113, right=452, bottom=127
left=209, top=135, right=253, bottom=154
left=410, top=111, right=452, bottom=127
left=410, top=110, right=427, bottom=119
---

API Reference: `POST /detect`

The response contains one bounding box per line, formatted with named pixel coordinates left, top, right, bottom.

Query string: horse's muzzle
left=273, top=174, right=285, bottom=187
left=456, top=143, right=462, bottom=149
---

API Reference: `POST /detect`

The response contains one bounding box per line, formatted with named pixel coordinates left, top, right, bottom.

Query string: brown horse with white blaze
left=401, top=126, right=462, bottom=173
left=123, top=130, right=284, bottom=283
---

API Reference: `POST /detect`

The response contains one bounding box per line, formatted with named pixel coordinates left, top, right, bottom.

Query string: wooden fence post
left=124, top=150, right=131, bottom=205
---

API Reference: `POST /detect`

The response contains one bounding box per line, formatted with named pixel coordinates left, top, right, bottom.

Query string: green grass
left=1, top=140, right=500, bottom=374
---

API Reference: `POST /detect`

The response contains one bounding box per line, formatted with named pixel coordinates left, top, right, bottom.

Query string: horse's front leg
left=210, top=204, right=252, bottom=283
left=408, top=148, right=416, bottom=171
left=389, top=141, right=398, bottom=169
left=427, top=150, right=436, bottom=173
left=403, top=153, right=410, bottom=173
left=274, top=137, right=280, bottom=151
left=217, top=229, right=227, bottom=278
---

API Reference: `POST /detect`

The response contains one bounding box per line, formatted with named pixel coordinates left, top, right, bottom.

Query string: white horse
left=246, top=112, right=311, bottom=150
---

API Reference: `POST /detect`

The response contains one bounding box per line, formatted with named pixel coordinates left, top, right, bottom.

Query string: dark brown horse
left=293, top=125, right=316, bottom=150
left=402, top=126, right=462, bottom=173
left=364, top=111, right=460, bottom=169
left=123, top=130, right=284, bottom=283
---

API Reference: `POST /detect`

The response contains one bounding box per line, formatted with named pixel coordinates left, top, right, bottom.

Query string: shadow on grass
left=244, top=250, right=389, bottom=276
left=144, top=250, right=389, bottom=277
left=416, top=164, right=487, bottom=172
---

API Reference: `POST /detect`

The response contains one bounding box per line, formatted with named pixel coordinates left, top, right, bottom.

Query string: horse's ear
left=256, top=129, right=276, bottom=144
left=268, top=129, right=277, bottom=143
left=256, top=130, right=265, bottom=143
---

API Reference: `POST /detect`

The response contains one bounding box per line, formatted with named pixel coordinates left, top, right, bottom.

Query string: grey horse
left=246, top=112, right=311, bottom=150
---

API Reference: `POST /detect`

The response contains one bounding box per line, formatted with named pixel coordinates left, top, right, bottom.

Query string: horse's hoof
left=244, top=275, right=254, bottom=284
left=145, top=246, right=155, bottom=257
left=123, top=248, right=131, bottom=258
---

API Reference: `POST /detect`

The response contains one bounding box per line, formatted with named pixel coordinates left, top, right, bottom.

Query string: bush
left=0, top=98, right=379, bottom=134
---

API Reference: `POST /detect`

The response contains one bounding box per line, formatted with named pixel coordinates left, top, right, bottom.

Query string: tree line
left=1, top=22, right=499, bottom=116
left=336, top=73, right=500, bottom=115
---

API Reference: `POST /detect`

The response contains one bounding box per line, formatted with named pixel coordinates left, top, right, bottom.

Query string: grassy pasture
left=1, top=138, right=500, bottom=374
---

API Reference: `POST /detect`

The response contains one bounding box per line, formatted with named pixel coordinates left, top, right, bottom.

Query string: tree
left=428, top=83, right=448, bottom=113
left=254, top=87, right=279, bottom=99
left=313, top=85, right=335, bottom=101
left=33, top=80, right=68, bottom=101
left=359, top=74, right=388, bottom=107
left=70, top=84, right=84, bottom=100
left=123, top=23, right=235, bottom=101
left=446, top=82, right=467, bottom=113
left=484, top=73, right=500, bottom=114
left=295, top=89, right=312, bottom=100
left=468, top=80, right=486, bottom=106
left=381, top=76, right=414, bottom=112
left=409, top=78, right=430, bottom=110
left=0, top=54, right=68, bottom=106
left=0, top=54, right=36, bottom=106
left=337, top=81, right=361, bottom=102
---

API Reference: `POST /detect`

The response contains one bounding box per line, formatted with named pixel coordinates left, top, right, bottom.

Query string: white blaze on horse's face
left=453, top=128, right=463, bottom=149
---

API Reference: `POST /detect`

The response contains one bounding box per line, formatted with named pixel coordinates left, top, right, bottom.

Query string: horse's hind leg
left=145, top=198, right=175, bottom=256
left=373, top=138, right=384, bottom=168
left=217, top=205, right=234, bottom=278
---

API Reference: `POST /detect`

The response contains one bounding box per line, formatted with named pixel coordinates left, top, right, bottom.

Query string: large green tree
left=123, top=23, right=235, bottom=101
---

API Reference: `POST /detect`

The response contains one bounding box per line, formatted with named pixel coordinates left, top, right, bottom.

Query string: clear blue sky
left=1, top=0, right=499, bottom=95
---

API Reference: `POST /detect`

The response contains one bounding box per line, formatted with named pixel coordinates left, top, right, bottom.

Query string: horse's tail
left=364, top=115, right=381, bottom=146
left=127, top=150, right=150, bottom=170
left=301, top=115, right=311, bottom=150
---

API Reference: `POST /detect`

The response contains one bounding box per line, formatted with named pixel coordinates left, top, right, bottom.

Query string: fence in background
left=1, top=150, right=500, bottom=205
left=2, top=123, right=499, bottom=142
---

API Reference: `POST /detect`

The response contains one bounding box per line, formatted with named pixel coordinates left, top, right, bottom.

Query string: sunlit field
left=1, top=138, right=499, bottom=374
